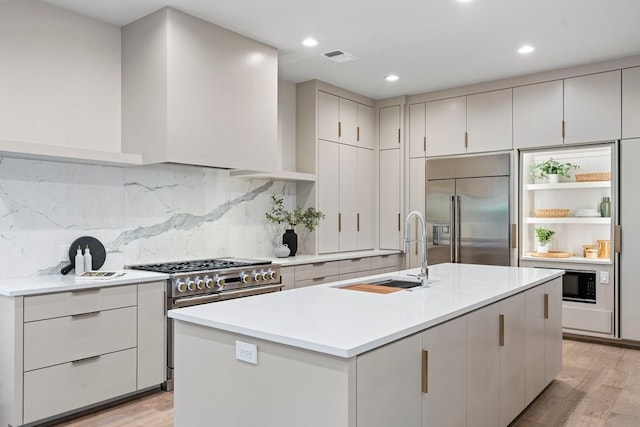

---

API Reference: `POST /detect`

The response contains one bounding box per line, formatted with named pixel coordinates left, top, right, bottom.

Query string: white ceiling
left=42, top=0, right=640, bottom=100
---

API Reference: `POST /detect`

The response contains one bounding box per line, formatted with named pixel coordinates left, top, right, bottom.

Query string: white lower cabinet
left=467, top=302, right=500, bottom=426
left=498, top=293, right=525, bottom=427
left=0, top=281, right=166, bottom=426
left=357, top=334, right=421, bottom=427
left=421, top=316, right=467, bottom=427
left=23, top=348, right=137, bottom=424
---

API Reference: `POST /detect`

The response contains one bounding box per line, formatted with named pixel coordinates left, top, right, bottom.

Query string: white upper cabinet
left=122, top=8, right=278, bottom=170
left=513, top=81, right=564, bottom=149
left=623, top=67, right=640, bottom=139
left=380, top=106, right=402, bottom=150
left=425, top=96, right=466, bottom=156
left=564, top=70, right=621, bottom=144
left=318, top=140, right=340, bottom=253
left=318, top=91, right=340, bottom=142
left=339, top=98, right=358, bottom=146
left=338, top=144, right=358, bottom=252
left=409, top=103, right=427, bottom=158
left=357, top=148, right=375, bottom=250
left=357, top=104, right=376, bottom=149
left=379, top=149, right=401, bottom=250
left=466, top=89, right=513, bottom=153
left=0, top=1, right=122, bottom=156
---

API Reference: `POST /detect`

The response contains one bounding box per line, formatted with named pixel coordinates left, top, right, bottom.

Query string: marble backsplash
left=0, top=157, right=296, bottom=279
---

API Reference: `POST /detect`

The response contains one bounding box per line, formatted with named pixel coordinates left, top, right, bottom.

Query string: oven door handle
left=171, top=294, right=222, bottom=309
left=218, top=284, right=283, bottom=301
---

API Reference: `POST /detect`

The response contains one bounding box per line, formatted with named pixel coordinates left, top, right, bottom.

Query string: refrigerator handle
left=455, top=195, right=461, bottom=263
left=450, top=196, right=456, bottom=263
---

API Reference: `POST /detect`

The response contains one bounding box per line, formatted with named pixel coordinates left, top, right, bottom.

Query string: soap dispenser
left=84, top=245, right=92, bottom=272
left=74, top=246, right=84, bottom=276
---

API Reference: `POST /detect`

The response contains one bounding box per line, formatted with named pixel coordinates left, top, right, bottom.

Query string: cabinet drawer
left=24, top=306, right=137, bottom=371
left=25, top=285, right=137, bottom=322
left=294, top=261, right=340, bottom=281
left=23, top=348, right=137, bottom=424
left=279, top=266, right=295, bottom=291
left=370, top=255, right=400, bottom=270
left=339, top=257, right=372, bottom=274
left=294, top=275, right=340, bottom=288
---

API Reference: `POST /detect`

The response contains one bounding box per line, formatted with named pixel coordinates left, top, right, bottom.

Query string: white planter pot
left=547, top=174, right=559, bottom=183
left=536, top=242, right=550, bottom=253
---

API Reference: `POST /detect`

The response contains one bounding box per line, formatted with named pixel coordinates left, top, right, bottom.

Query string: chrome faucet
left=404, top=210, right=429, bottom=287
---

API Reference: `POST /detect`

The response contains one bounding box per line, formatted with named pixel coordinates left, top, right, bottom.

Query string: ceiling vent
left=322, top=50, right=357, bottom=63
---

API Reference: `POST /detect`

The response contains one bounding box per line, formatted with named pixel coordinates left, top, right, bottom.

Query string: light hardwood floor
left=52, top=339, right=639, bottom=426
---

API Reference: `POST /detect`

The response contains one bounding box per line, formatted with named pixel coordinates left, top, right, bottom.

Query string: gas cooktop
left=128, top=258, right=272, bottom=274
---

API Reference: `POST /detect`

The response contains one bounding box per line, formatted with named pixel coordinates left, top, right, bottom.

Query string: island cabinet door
left=544, top=278, right=563, bottom=386
left=356, top=334, right=421, bottom=427
left=498, top=293, right=526, bottom=427
left=421, top=316, right=467, bottom=427
left=467, top=302, right=500, bottom=427
left=524, top=285, right=547, bottom=405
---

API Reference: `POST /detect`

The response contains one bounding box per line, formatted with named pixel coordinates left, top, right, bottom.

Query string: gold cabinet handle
left=614, top=225, right=621, bottom=253
left=338, top=121, right=342, bottom=138
left=338, top=213, right=342, bottom=232
left=357, top=126, right=360, bottom=141
left=499, top=314, right=505, bottom=346
left=357, top=213, right=360, bottom=232
left=511, top=224, right=517, bottom=249
left=562, top=120, right=565, bottom=139
left=544, top=293, right=549, bottom=319
left=398, top=213, right=401, bottom=231
left=423, top=136, right=426, bottom=153
left=398, top=128, right=401, bottom=144
left=422, top=350, right=428, bottom=394
left=464, top=131, right=469, bottom=148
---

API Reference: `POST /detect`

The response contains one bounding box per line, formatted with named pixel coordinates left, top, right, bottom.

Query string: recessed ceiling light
left=302, top=38, right=318, bottom=47
left=518, top=45, right=535, bottom=54
left=457, top=0, right=474, bottom=3
left=385, top=74, right=399, bottom=82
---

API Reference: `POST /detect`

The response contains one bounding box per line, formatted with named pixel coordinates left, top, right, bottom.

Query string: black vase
left=282, top=229, right=297, bottom=256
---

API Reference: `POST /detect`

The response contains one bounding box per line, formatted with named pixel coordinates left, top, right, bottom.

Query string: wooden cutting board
left=527, top=251, right=575, bottom=258
left=340, top=283, right=403, bottom=294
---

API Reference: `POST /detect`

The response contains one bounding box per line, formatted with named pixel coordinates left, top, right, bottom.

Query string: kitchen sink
left=370, top=278, right=423, bottom=289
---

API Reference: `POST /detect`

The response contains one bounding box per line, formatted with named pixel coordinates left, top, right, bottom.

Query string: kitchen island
left=169, top=263, right=564, bottom=427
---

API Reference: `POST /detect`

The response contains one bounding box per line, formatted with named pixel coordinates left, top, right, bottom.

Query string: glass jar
left=600, top=197, right=611, bottom=218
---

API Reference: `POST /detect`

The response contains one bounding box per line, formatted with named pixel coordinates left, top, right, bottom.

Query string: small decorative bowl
left=273, top=244, right=290, bottom=258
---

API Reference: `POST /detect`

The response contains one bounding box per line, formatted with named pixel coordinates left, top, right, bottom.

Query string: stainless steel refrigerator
left=426, top=153, right=511, bottom=266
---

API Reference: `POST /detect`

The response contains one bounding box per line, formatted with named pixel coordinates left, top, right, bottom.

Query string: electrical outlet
left=600, top=271, right=609, bottom=284
left=236, top=340, right=258, bottom=364
left=59, top=244, right=69, bottom=262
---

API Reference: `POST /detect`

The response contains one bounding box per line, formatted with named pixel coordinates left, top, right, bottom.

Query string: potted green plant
left=535, top=226, right=555, bottom=253
left=530, top=158, right=579, bottom=183
left=266, top=195, right=324, bottom=256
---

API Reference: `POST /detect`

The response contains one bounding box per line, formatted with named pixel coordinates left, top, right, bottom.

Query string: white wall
left=0, top=157, right=296, bottom=279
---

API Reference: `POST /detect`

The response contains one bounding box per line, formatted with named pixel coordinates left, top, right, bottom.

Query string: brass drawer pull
left=422, top=350, right=428, bottom=393
left=499, top=314, right=505, bottom=346
left=544, top=294, right=549, bottom=319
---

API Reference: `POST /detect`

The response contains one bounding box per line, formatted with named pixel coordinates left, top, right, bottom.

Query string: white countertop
left=169, top=263, right=564, bottom=358
left=0, top=270, right=169, bottom=297
left=264, top=249, right=401, bottom=266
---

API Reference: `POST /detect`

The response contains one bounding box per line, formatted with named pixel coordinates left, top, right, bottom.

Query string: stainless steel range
left=128, top=257, right=282, bottom=390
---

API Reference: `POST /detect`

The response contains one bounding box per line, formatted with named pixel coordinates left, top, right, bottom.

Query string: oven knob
left=252, top=271, right=263, bottom=282
left=214, top=275, right=225, bottom=290
left=176, top=279, right=187, bottom=293
left=203, top=275, right=213, bottom=288
left=195, top=276, right=205, bottom=290
left=267, top=269, right=277, bottom=280
left=240, top=272, right=250, bottom=284
left=186, top=278, right=196, bottom=291
left=261, top=270, right=270, bottom=281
